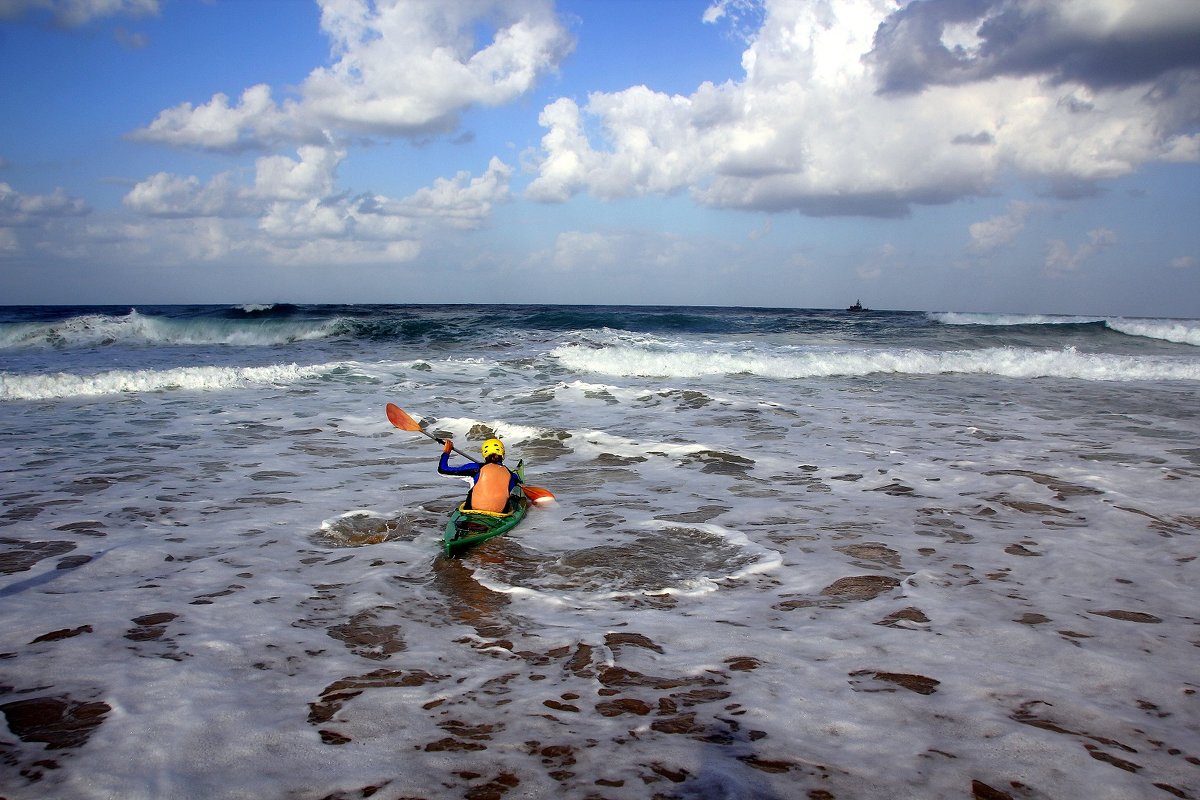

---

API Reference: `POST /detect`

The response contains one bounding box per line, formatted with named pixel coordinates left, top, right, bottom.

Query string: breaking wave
left=552, top=342, right=1200, bottom=382
left=0, top=309, right=342, bottom=349
left=930, top=312, right=1200, bottom=346
left=0, top=362, right=339, bottom=400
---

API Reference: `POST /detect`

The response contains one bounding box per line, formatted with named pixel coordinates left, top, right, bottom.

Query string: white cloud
left=379, top=157, right=513, bottom=229
left=1169, top=255, right=1196, bottom=270
left=125, top=145, right=349, bottom=216
left=130, top=85, right=298, bottom=152
left=1044, top=227, right=1118, bottom=276
left=0, top=181, right=89, bottom=225
left=304, top=0, right=572, bottom=135
left=258, top=199, right=355, bottom=240
left=536, top=228, right=694, bottom=274
left=702, top=0, right=766, bottom=41
left=123, top=171, right=252, bottom=218
left=0, top=0, right=158, bottom=26
left=260, top=237, right=423, bottom=268
left=527, top=0, right=1200, bottom=217
left=549, top=230, right=620, bottom=271
left=525, top=98, right=592, bottom=203
left=969, top=201, right=1033, bottom=251
left=253, top=145, right=345, bottom=202
left=130, top=0, right=572, bottom=151
left=119, top=154, right=512, bottom=265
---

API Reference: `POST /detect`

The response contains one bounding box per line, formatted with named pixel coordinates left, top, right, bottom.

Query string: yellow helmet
left=481, top=438, right=505, bottom=459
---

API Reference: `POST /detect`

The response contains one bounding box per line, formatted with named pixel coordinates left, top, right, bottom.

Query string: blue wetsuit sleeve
left=438, top=454, right=482, bottom=479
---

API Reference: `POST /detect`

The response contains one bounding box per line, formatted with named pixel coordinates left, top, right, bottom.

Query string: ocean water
left=1, top=303, right=1198, bottom=799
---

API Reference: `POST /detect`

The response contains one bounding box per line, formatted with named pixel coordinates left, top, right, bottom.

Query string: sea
left=1, top=303, right=1197, bottom=800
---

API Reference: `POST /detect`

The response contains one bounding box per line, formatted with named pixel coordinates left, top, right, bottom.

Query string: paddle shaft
left=419, top=428, right=477, bottom=464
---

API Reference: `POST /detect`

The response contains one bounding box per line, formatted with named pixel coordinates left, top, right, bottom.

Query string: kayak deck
left=443, top=489, right=529, bottom=557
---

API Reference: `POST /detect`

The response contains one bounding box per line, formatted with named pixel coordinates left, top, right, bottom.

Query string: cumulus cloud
left=253, top=145, right=345, bottom=202
left=120, top=153, right=512, bottom=264
left=1044, top=227, right=1117, bottom=276
left=123, top=172, right=252, bottom=218
left=968, top=200, right=1032, bottom=251
left=377, top=157, right=513, bottom=229
left=0, top=182, right=89, bottom=225
left=527, top=0, right=1200, bottom=217
left=130, top=85, right=301, bottom=152
left=702, top=0, right=767, bottom=41
left=0, top=0, right=158, bottom=26
left=868, top=0, right=1200, bottom=93
left=125, top=145, right=347, bottom=216
left=130, top=0, right=572, bottom=151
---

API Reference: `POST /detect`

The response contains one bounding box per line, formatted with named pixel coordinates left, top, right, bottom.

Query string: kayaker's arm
left=437, top=439, right=481, bottom=477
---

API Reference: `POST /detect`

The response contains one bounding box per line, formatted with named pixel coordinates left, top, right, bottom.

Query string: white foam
left=929, top=311, right=1103, bottom=326
left=0, top=362, right=337, bottom=400
left=0, top=309, right=340, bottom=349
left=423, top=415, right=547, bottom=445
left=552, top=342, right=1200, bottom=381
left=1106, top=318, right=1200, bottom=346
left=930, top=311, right=1200, bottom=347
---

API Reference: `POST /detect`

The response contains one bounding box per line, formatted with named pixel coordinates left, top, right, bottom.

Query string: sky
left=0, top=0, right=1198, bottom=316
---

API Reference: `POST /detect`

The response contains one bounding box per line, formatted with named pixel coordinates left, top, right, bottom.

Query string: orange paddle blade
left=385, top=402, right=424, bottom=432
left=523, top=485, right=556, bottom=505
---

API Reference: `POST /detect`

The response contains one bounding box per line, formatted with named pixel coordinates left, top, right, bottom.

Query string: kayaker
left=438, top=438, right=519, bottom=513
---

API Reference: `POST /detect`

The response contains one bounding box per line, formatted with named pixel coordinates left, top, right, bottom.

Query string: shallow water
left=1, top=305, right=1198, bottom=799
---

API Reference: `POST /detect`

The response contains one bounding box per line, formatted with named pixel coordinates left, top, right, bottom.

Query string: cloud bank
left=118, top=151, right=513, bottom=266
left=100, top=0, right=558, bottom=267
left=1, top=0, right=1195, bottom=312
left=130, top=0, right=574, bottom=150
left=527, top=0, right=1200, bottom=217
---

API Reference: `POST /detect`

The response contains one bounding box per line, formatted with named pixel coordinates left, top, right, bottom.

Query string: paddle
left=385, top=403, right=556, bottom=504
left=520, top=484, right=556, bottom=504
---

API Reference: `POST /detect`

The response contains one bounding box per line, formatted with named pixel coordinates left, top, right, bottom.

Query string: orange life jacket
left=470, top=462, right=512, bottom=513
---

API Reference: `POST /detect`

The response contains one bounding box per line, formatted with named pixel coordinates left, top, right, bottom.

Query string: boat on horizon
left=847, top=299, right=869, bottom=312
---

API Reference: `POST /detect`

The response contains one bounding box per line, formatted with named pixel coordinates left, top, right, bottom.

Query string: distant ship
left=847, top=299, right=869, bottom=312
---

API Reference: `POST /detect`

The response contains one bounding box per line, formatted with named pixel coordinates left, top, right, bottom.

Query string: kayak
left=443, top=488, right=529, bottom=557
left=383, top=404, right=555, bottom=553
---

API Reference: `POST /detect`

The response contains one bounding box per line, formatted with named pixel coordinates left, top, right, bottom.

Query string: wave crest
left=552, top=343, right=1200, bottom=382
left=0, top=309, right=341, bottom=349
left=1105, top=319, right=1200, bottom=347
left=930, top=311, right=1200, bottom=346
left=0, top=362, right=337, bottom=400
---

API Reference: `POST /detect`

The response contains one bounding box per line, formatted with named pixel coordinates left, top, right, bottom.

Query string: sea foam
left=1106, top=318, right=1200, bottom=346
left=551, top=342, right=1200, bottom=381
left=0, top=309, right=340, bottom=349
left=930, top=311, right=1200, bottom=346
left=0, top=362, right=337, bottom=400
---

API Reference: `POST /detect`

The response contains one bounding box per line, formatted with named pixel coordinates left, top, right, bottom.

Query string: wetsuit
left=438, top=454, right=519, bottom=513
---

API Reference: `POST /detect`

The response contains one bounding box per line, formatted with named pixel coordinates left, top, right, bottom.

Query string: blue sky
left=1, top=0, right=1198, bottom=316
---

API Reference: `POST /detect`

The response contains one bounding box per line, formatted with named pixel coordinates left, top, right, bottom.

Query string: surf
left=930, top=311, right=1200, bottom=347
left=0, top=362, right=340, bottom=400
left=0, top=308, right=342, bottom=349
left=551, top=340, right=1200, bottom=381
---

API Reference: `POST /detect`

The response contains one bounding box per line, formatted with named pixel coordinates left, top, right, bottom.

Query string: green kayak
left=443, top=488, right=529, bottom=557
